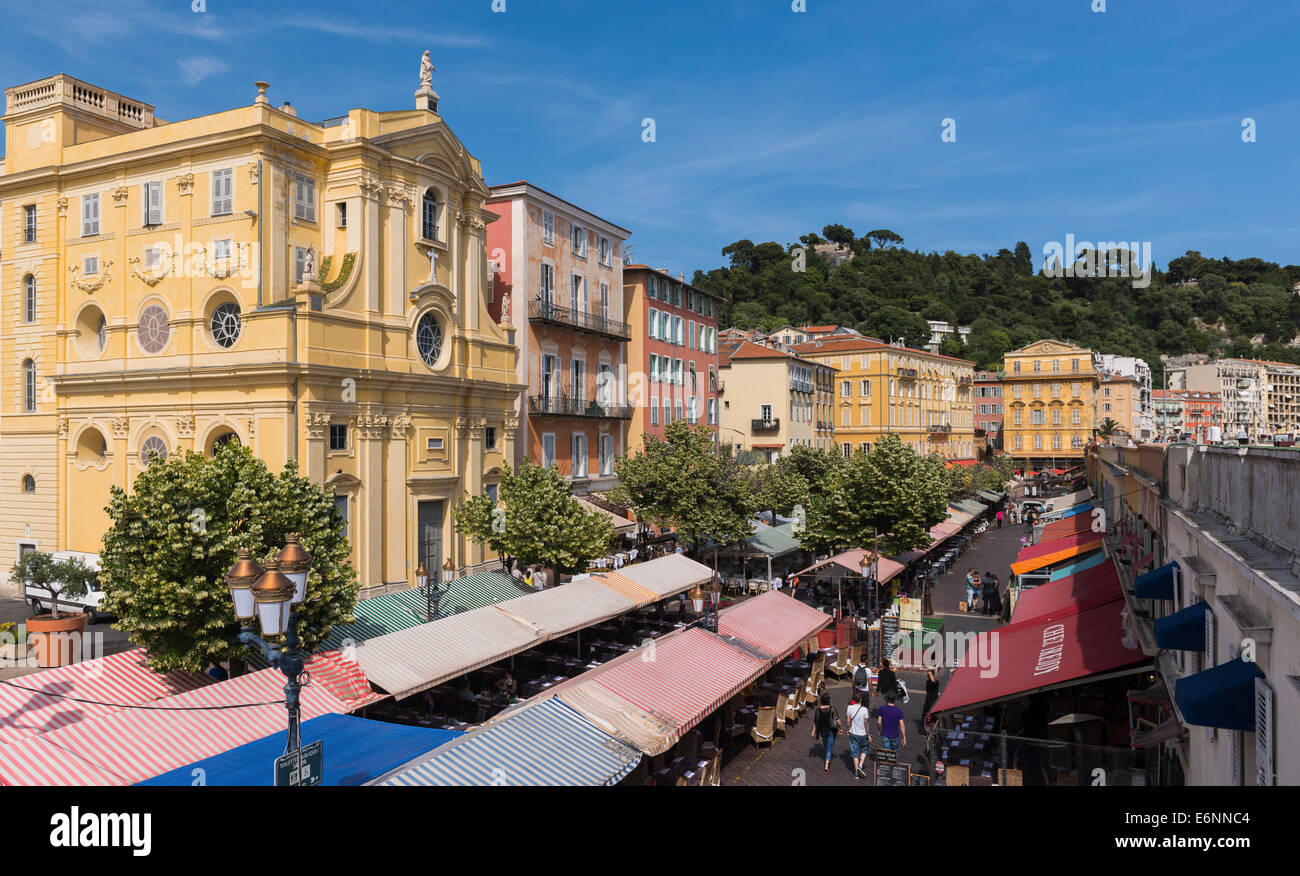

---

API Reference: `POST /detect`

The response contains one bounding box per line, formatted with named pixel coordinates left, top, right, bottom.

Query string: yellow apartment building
left=1100, top=372, right=1140, bottom=439
left=0, top=70, right=523, bottom=595
left=792, top=337, right=977, bottom=460
left=1001, top=340, right=1100, bottom=468
left=716, top=339, right=835, bottom=462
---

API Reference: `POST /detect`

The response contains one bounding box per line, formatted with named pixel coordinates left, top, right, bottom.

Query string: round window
left=416, top=312, right=444, bottom=367
left=210, top=301, right=242, bottom=348
left=138, top=305, right=170, bottom=353
left=139, top=435, right=168, bottom=467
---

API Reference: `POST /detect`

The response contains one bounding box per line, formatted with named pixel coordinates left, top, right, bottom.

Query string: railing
left=528, top=298, right=631, bottom=340
left=752, top=418, right=781, bottom=433
left=897, top=368, right=917, bottom=378
left=957, top=376, right=972, bottom=385
left=529, top=394, right=634, bottom=420
left=928, top=423, right=952, bottom=433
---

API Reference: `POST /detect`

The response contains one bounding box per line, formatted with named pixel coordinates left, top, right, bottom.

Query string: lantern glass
left=285, top=569, right=308, bottom=604
left=416, top=564, right=428, bottom=589
left=257, top=594, right=292, bottom=638
left=230, top=583, right=256, bottom=621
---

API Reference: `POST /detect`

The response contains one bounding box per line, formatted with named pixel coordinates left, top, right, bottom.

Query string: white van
left=25, top=551, right=109, bottom=622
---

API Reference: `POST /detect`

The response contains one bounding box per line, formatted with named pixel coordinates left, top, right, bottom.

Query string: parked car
left=25, top=551, right=110, bottom=623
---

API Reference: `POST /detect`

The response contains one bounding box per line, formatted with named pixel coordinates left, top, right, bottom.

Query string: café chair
left=750, top=706, right=777, bottom=749
left=773, top=693, right=788, bottom=737
left=1001, top=769, right=1023, bottom=786
left=827, top=647, right=853, bottom=678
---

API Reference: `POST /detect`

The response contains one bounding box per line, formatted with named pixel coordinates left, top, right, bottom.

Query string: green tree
left=610, top=421, right=756, bottom=555
left=10, top=552, right=93, bottom=620
left=453, top=460, right=613, bottom=576
left=821, top=224, right=855, bottom=247
left=803, top=435, right=948, bottom=557
left=1097, top=417, right=1120, bottom=442
left=867, top=305, right=930, bottom=349
left=98, top=443, right=358, bottom=673
left=750, top=463, right=810, bottom=525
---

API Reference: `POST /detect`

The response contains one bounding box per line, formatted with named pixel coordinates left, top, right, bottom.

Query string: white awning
left=618, top=553, right=712, bottom=598
left=493, top=578, right=638, bottom=638
left=575, top=498, right=637, bottom=535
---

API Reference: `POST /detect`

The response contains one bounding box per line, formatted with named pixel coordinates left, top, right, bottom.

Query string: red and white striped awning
left=0, top=663, right=353, bottom=786
left=0, top=648, right=211, bottom=747
left=580, top=628, right=768, bottom=734
left=718, top=590, right=833, bottom=660
left=304, top=651, right=385, bottom=709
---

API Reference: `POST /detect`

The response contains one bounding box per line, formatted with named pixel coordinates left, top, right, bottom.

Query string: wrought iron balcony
left=528, top=298, right=631, bottom=340
left=529, top=393, right=633, bottom=420
left=897, top=367, right=918, bottom=378
left=927, top=423, right=952, bottom=433
left=752, top=418, right=781, bottom=433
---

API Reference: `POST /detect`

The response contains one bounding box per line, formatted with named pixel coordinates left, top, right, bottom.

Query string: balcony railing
left=957, top=376, right=972, bottom=385
left=927, top=423, right=952, bottom=433
left=529, top=393, right=634, bottom=420
left=897, top=368, right=918, bottom=378
left=752, top=418, right=781, bottom=433
left=529, top=298, right=631, bottom=340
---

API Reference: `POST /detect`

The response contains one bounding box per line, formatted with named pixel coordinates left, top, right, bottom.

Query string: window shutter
left=213, top=169, right=232, bottom=214
left=145, top=181, right=162, bottom=225
left=1255, top=679, right=1273, bottom=786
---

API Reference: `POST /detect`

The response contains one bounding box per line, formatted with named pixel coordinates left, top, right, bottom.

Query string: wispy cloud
left=276, top=15, right=489, bottom=49
left=178, top=56, right=230, bottom=86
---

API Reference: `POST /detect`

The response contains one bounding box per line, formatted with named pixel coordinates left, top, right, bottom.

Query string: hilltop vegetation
left=690, top=227, right=1300, bottom=378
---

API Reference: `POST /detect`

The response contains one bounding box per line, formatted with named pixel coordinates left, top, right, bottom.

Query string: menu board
left=875, top=762, right=910, bottom=786
left=872, top=745, right=898, bottom=765
left=880, top=615, right=900, bottom=663
left=899, top=596, right=922, bottom=629
left=910, top=773, right=931, bottom=786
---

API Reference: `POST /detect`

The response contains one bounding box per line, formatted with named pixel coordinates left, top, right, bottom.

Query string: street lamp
left=226, top=537, right=313, bottom=757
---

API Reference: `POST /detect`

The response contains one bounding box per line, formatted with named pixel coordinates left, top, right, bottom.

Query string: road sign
left=274, top=739, right=323, bottom=787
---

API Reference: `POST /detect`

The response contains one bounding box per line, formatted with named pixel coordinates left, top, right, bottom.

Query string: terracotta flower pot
left=27, top=613, right=89, bottom=668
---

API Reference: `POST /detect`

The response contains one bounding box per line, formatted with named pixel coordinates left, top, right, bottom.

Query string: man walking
left=877, top=691, right=907, bottom=753
left=852, top=652, right=873, bottom=705
left=846, top=694, right=871, bottom=779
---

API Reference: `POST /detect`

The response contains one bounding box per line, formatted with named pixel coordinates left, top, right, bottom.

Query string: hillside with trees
left=691, top=227, right=1300, bottom=379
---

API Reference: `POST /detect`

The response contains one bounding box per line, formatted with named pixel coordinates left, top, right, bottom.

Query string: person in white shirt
left=846, top=694, right=872, bottom=779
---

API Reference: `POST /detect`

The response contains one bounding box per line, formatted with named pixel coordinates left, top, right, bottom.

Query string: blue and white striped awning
left=374, top=698, right=641, bottom=786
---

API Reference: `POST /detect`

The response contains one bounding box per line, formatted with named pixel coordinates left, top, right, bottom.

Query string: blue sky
left=2, top=0, right=1297, bottom=277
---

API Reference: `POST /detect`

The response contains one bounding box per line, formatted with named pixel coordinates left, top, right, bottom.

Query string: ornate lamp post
left=225, top=535, right=313, bottom=757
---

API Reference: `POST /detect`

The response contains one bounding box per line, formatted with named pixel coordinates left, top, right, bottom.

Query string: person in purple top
left=877, top=691, right=907, bottom=752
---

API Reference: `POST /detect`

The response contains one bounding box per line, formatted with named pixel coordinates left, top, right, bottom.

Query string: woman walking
left=921, top=667, right=940, bottom=733
left=810, top=692, right=840, bottom=772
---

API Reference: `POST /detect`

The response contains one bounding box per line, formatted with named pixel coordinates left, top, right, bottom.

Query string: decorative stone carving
left=355, top=412, right=390, bottom=439
left=387, top=186, right=412, bottom=208
left=57, top=417, right=69, bottom=439
left=302, top=246, right=317, bottom=283
left=111, top=417, right=129, bottom=438
left=176, top=415, right=195, bottom=437
left=128, top=254, right=174, bottom=287
left=247, top=417, right=257, bottom=437
left=69, top=259, right=113, bottom=293
left=304, top=410, right=330, bottom=438
left=111, top=186, right=129, bottom=206
left=56, top=197, right=68, bottom=217
left=359, top=175, right=385, bottom=199
left=389, top=415, right=412, bottom=440
left=502, top=416, right=519, bottom=438
left=199, top=243, right=250, bottom=279
left=248, top=163, right=260, bottom=184
left=454, top=416, right=472, bottom=436
left=500, top=290, right=512, bottom=325
left=176, top=173, right=195, bottom=195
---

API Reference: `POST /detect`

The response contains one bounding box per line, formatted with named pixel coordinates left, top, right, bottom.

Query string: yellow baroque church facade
left=0, top=72, right=523, bottom=595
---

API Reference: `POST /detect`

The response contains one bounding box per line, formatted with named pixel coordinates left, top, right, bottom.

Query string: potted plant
left=0, top=621, right=29, bottom=663
left=11, top=552, right=93, bottom=667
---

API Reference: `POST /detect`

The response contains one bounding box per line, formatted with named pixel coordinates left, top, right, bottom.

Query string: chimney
left=280, top=101, right=297, bottom=117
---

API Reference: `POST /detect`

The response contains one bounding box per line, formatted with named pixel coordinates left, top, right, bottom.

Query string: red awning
left=931, top=598, right=1145, bottom=716
left=1011, top=562, right=1122, bottom=625
left=718, top=590, right=832, bottom=659
left=790, top=549, right=906, bottom=584
left=1039, top=514, right=1097, bottom=542
left=945, top=459, right=979, bottom=468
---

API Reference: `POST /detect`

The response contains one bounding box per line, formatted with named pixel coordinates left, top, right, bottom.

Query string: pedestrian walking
left=996, top=508, right=1004, bottom=529
left=811, top=692, right=840, bottom=772
left=846, top=694, right=871, bottom=779
left=964, top=568, right=979, bottom=612
left=982, top=573, right=999, bottom=617
left=876, top=657, right=898, bottom=704
left=921, top=667, right=940, bottom=732
left=877, top=691, right=907, bottom=752
left=852, top=652, right=873, bottom=704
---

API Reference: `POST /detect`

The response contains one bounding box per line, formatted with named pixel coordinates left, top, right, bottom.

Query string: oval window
left=138, top=305, right=170, bottom=353
left=416, top=312, right=444, bottom=367
left=139, top=435, right=168, bottom=467
left=210, top=301, right=241, bottom=348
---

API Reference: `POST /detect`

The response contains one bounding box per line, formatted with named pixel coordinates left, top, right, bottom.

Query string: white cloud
left=178, top=56, right=230, bottom=86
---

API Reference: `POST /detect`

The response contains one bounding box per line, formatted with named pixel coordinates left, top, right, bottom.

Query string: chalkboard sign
left=880, top=615, right=899, bottom=663
left=875, top=762, right=910, bottom=786
left=911, top=773, right=931, bottom=786
left=867, top=627, right=881, bottom=667
left=872, top=745, right=898, bottom=764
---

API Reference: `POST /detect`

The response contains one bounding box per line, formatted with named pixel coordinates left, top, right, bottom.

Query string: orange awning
left=1010, top=533, right=1106, bottom=576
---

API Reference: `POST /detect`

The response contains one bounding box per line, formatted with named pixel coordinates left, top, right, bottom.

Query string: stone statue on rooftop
left=420, top=51, right=434, bottom=87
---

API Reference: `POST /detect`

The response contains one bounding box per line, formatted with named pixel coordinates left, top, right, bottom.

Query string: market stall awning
left=1048, top=549, right=1108, bottom=581
left=977, top=490, right=1006, bottom=504
left=575, top=497, right=637, bottom=535
left=743, top=521, right=803, bottom=558
left=1011, top=561, right=1122, bottom=625
left=137, top=713, right=460, bottom=786
left=945, top=509, right=975, bottom=527
left=494, top=577, right=638, bottom=638
left=1010, top=532, right=1106, bottom=576
left=1174, top=658, right=1265, bottom=732
left=931, top=521, right=964, bottom=539
left=1053, top=502, right=1093, bottom=520
left=1154, top=601, right=1209, bottom=651
left=717, top=590, right=833, bottom=660
left=581, top=627, right=769, bottom=734
left=590, top=569, right=661, bottom=607
left=0, top=647, right=210, bottom=748
left=320, top=571, right=533, bottom=651
left=1045, top=488, right=1093, bottom=512
left=789, top=548, right=905, bottom=584
left=952, top=499, right=988, bottom=516
left=352, top=605, right=540, bottom=700
left=0, top=663, right=355, bottom=786
left=615, top=552, right=712, bottom=599
left=931, top=598, right=1146, bottom=716
left=946, top=458, right=979, bottom=467
left=1135, top=561, right=1178, bottom=600
left=1040, top=513, right=1099, bottom=544
left=375, top=698, right=641, bottom=786
left=554, top=681, right=681, bottom=755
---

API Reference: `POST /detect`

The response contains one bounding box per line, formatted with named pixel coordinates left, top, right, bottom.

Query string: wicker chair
left=827, top=647, right=853, bottom=678
left=750, top=706, right=777, bottom=749
left=773, top=693, right=788, bottom=737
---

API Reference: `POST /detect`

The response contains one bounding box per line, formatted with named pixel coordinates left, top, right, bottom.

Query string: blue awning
left=1048, top=550, right=1107, bottom=581
left=1175, top=658, right=1265, bottom=732
left=376, top=698, right=641, bottom=786
left=136, top=713, right=461, bottom=786
left=1058, top=502, right=1092, bottom=519
left=1154, top=601, right=1209, bottom=651
left=1135, top=561, right=1178, bottom=600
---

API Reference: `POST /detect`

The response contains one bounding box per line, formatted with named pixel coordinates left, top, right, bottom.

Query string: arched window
left=23, top=275, right=36, bottom=324
left=210, top=430, right=240, bottom=457
left=422, top=188, right=438, bottom=241
left=22, top=359, right=35, bottom=412
left=22, top=475, right=35, bottom=494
